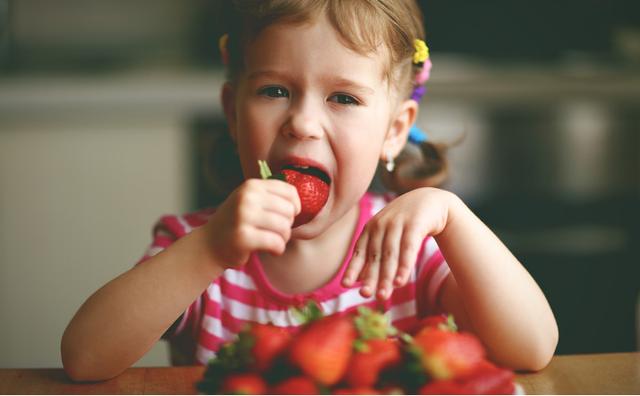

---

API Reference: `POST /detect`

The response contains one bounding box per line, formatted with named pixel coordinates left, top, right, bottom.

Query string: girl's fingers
left=252, top=211, right=292, bottom=242
left=264, top=179, right=301, bottom=215
left=342, top=230, right=369, bottom=287
left=262, top=195, right=297, bottom=221
left=377, top=222, right=402, bottom=300
left=396, top=223, right=423, bottom=287
left=247, top=227, right=287, bottom=256
left=360, top=225, right=384, bottom=298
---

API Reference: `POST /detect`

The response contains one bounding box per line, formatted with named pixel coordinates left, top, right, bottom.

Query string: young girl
left=61, top=0, right=558, bottom=381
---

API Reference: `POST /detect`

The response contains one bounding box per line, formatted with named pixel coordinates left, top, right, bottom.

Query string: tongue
left=280, top=168, right=329, bottom=227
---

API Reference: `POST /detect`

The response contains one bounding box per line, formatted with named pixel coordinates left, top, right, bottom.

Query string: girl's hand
left=342, top=188, right=454, bottom=300
left=205, top=178, right=301, bottom=268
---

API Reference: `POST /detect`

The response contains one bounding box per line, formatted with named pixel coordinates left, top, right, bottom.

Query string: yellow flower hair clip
left=219, top=33, right=229, bottom=65
left=413, top=39, right=429, bottom=65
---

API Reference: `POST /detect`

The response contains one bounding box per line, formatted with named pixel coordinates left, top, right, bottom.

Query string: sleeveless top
left=137, top=192, right=450, bottom=364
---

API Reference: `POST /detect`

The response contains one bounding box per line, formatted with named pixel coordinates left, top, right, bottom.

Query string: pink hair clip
left=410, top=41, right=432, bottom=102
left=415, top=58, right=432, bottom=85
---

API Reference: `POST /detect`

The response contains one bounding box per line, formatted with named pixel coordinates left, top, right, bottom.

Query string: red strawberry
left=289, top=314, right=357, bottom=386
left=281, top=168, right=329, bottom=227
left=346, top=338, right=402, bottom=387
left=418, top=362, right=515, bottom=395
left=413, top=328, right=486, bottom=380
left=333, top=387, right=381, bottom=395
left=458, top=360, right=516, bottom=394
left=258, top=160, right=330, bottom=227
left=270, top=376, right=320, bottom=395
left=221, top=373, right=267, bottom=395
left=419, top=380, right=468, bottom=394
left=415, top=314, right=458, bottom=333
left=346, top=306, right=402, bottom=387
left=248, top=323, right=292, bottom=372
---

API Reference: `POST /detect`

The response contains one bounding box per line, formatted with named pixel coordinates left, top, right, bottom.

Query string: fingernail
left=394, top=276, right=402, bottom=286
left=361, top=286, right=371, bottom=296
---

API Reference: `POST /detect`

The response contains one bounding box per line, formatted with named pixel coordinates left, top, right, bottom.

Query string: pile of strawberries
left=197, top=304, right=516, bottom=394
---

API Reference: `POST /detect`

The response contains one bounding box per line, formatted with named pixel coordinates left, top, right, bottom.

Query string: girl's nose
left=282, top=98, right=324, bottom=140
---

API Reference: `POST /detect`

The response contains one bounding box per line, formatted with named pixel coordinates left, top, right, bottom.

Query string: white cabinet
left=0, top=72, right=222, bottom=368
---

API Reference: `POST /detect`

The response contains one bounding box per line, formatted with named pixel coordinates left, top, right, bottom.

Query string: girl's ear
left=382, top=99, right=418, bottom=160
left=221, top=82, right=238, bottom=141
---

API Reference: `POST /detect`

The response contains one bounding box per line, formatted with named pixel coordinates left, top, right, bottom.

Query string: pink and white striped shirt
left=138, top=192, right=450, bottom=365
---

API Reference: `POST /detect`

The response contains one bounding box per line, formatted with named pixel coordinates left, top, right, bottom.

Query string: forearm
left=61, top=226, right=224, bottom=381
left=435, top=193, right=558, bottom=371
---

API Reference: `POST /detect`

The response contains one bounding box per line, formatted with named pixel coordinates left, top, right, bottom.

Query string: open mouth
left=281, top=164, right=331, bottom=185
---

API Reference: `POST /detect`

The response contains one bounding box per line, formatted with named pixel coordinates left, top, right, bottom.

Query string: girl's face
left=224, top=14, right=414, bottom=239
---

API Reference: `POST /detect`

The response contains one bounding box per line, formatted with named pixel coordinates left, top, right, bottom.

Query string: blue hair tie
left=408, top=125, right=428, bottom=145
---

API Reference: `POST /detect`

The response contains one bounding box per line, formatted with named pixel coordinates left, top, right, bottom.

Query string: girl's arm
left=61, top=179, right=300, bottom=381
left=434, top=193, right=558, bottom=371
left=343, top=188, right=558, bottom=371
left=61, top=226, right=224, bottom=381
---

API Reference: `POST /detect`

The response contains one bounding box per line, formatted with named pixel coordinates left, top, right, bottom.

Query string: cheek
left=331, top=111, right=389, bottom=192
left=235, top=104, right=280, bottom=175
left=333, top=135, right=382, bottom=193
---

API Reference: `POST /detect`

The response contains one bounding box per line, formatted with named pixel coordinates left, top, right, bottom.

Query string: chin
left=290, top=220, right=324, bottom=240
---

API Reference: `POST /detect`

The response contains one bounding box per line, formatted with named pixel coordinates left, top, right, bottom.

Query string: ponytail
left=380, top=138, right=453, bottom=194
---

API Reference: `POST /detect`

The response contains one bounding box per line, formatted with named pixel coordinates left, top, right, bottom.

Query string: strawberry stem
left=258, top=160, right=286, bottom=182
left=258, top=160, right=272, bottom=180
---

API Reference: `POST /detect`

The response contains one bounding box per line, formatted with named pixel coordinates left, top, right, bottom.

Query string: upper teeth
left=293, top=165, right=309, bottom=169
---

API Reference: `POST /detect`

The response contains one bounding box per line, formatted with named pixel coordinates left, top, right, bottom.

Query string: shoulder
left=363, top=191, right=398, bottom=216
left=153, top=207, right=216, bottom=239
left=137, top=207, right=216, bottom=265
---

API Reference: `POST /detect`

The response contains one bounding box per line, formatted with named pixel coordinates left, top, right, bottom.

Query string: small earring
left=385, top=150, right=395, bottom=172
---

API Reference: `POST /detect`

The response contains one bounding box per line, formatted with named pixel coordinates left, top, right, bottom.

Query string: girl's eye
left=258, top=86, right=289, bottom=98
left=329, top=93, right=359, bottom=106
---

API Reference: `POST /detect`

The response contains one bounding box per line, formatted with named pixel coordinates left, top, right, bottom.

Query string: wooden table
left=1, top=352, right=638, bottom=394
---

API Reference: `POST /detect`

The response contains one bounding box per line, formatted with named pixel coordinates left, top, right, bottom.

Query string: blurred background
left=0, top=0, right=638, bottom=369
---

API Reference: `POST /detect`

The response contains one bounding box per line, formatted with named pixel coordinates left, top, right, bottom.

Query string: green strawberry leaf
left=291, top=300, right=324, bottom=324
left=196, top=328, right=256, bottom=394
left=354, top=306, right=398, bottom=340
left=353, top=339, right=370, bottom=353
left=445, top=314, right=458, bottom=332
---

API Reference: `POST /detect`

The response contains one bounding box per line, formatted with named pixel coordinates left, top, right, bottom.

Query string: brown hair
left=207, top=0, right=449, bottom=198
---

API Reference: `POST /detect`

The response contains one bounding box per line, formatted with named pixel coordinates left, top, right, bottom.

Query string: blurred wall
left=0, top=73, right=223, bottom=368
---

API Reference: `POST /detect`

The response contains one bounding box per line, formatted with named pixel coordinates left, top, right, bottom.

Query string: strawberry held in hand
left=259, top=159, right=330, bottom=227
left=281, top=168, right=330, bottom=227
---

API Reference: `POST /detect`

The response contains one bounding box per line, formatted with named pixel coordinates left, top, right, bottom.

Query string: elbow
left=515, top=321, right=559, bottom=372
left=61, top=331, right=122, bottom=382
left=62, top=357, right=95, bottom=383
left=519, top=343, right=555, bottom=372
left=490, top=320, right=559, bottom=372
left=62, top=351, right=123, bottom=383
